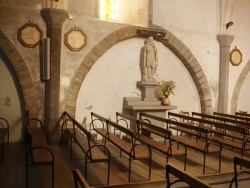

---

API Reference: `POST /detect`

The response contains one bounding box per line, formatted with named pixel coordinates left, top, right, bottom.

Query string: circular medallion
left=230, top=47, right=242, bottom=66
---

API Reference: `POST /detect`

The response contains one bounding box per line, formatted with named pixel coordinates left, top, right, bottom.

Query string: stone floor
left=0, top=141, right=250, bottom=188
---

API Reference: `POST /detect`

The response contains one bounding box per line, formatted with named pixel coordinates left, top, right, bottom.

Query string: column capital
left=41, top=8, right=69, bottom=26
left=217, top=34, right=234, bottom=47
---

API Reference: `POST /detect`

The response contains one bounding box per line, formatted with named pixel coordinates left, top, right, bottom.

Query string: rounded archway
left=0, top=30, right=39, bottom=118
left=65, top=26, right=212, bottom=116
left=231, top=59, right=250, bottom=113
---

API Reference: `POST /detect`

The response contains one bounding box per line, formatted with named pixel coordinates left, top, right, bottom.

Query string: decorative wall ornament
left=17, top=20, right=43, bottom=48
left=137, top=27, right=166, bottom=40
left=64, top=25, right=87, bottom=51
left=230, top=46, right=242, bottom=66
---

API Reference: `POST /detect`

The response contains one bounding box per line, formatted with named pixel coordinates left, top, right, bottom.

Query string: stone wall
left=1, top=1, right=250, bottom=143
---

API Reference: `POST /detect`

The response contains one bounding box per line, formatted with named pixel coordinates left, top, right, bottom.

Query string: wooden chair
left=72, top=169, right=91, bottom=188
left=239, top=110, right=247, bottom=114
left=180, top=110, right=198, bottom=126
left=0, top=117, right=9, bottom=162
left=229, top=157, right=250, bottom=188
left=179, top=111, right=190, bottom=124
left=166, top=164, right=211, bottom=188
left=178, top=111, right=197, bottom=136
left=25, top=111, right=54, bottom=188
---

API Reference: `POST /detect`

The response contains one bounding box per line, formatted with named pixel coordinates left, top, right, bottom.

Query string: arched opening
left=0, top=51, right=24, bottom=142
left=65, top=26, right=212, bottom=116
left=231, top=59, right=250, bottom=113
left=0, top=30, right=39, bottom=142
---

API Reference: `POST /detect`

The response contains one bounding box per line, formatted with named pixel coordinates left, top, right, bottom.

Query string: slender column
left=217, top=34, right=234, bottom=113
left=41, top=8, right=68, bottom=143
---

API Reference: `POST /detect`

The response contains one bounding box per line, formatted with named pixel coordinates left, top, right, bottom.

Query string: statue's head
left=148, top=36, right=153, bottom=42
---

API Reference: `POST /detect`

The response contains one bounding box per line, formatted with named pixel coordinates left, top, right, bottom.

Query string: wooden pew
left=168, top=119, right=222, bottom=174
left=90, top=112, right=152, bottom=182
left=140, top=112, right=222, bottom=174
left=179, top=111, right=191, bottom=124
left=167, top=112, right=199, bottom=137
left=62, top=111, right=110, bottom=185
left=72, top=169, right=91, bottom=188
left=213, top=112, right=250, bottom=124
left=169, top=112, right=250, bottom=157
left=169, top=111, right=248, bottom=140
left=25, top=112, right=54, bottom=188
left=0, top=117, right=9, bottom=162
left=116, top=112, right=187, bottom=171
left=136, top=119, right=187, bottom=171
left=192, top=111, right=250, bottom=132
left=166, top=164, right=212, bottom=188
left=236, top=111, right=250, bottom=118
left=139, top=112, right=169, bottom=139
left=229, top=157, right=250, bottom=188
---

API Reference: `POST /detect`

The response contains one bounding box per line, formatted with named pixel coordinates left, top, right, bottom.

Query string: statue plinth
left=123, top=97, right=176, bottom=111
left=123, top=79, right=177, bottom=132
left=137, top=80, right=159, bottom=101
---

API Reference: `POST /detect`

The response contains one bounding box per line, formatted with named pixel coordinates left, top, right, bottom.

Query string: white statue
left=143, top=36, right=158, bottom=80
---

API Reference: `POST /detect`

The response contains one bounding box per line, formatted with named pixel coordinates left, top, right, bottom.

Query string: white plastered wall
left=75, top=0, right=250, bottom=124
left=75, top=38, right=200, bottom=124
left=0, top=55, right=22, bottom=143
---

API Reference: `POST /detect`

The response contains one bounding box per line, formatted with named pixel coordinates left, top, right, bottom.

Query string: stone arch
left=0, top=30, right=38, bottom=117
left=231, top=60, right=250, bottom=113
left=65, top=26, right=212, bottom=115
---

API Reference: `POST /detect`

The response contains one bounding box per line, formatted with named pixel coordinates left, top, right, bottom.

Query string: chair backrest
left=72, top=169, right=90, bottom=188
left=229, top=157, right=250, bottom=188
left=179, top=111, right=190, bottom=124
left=0, top=117, right=9, bottom=143
left=116, top=112, right=138, bottom=129
left=166, top=164, right=211, bottom=188
left=239, top=110, right=247, bottom=114
left=25, top=111, right=44, bottom=130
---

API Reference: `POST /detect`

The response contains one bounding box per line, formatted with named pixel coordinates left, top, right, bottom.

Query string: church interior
left=1, top=0, right=250, bottom=187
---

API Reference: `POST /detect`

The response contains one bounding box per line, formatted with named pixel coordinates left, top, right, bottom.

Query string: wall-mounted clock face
left=18, top=22, right=43, bottom=48
left=230, top=47, right=242, bottom=66
left=64, top=27, right=87, bottom=51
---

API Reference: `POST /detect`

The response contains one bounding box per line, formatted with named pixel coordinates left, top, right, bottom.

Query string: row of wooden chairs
left=170, top=110, right=250, bottom=187
left=180, top=110, right=249, bottom=123
left=70, top=110, right=250, bottom=187
left=72, top=156, right=250, bottom=188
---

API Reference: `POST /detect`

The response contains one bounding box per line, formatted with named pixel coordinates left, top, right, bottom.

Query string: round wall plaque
left=230, top=46, right=242, bottom=66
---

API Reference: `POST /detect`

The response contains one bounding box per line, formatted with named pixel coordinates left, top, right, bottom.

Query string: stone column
left=217, top=34, right=234, bottom=113
left=41, top=8, right=68, bottom=144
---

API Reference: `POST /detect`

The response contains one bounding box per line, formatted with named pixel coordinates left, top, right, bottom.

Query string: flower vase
left=162, top=96, right=171, bottom=105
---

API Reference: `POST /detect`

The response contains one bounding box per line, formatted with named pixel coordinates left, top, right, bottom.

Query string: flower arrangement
left=159, top=80, right=176, bottom=98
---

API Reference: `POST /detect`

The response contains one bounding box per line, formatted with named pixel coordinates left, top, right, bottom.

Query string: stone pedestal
left=137, top=80, right=159, bottom=101
left=123, top=97, right=177, bottom=131
left=123, top=80, right=177, bottom=131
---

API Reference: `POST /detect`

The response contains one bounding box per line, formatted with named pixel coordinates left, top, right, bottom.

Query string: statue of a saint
left=143, top=36, right=158, bottom=80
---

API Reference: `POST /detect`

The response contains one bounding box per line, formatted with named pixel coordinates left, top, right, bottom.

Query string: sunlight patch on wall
left=99, top=0, right=148, bottom=27
left=99, top=0, right=116, bottom=20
